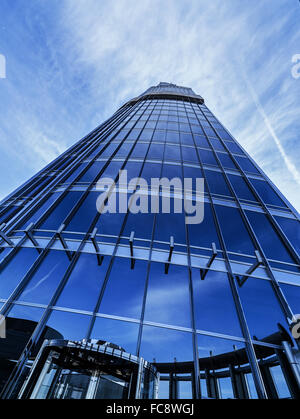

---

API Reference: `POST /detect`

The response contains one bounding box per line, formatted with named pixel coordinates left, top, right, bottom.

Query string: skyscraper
left=0, top=82, right=299, bottom=399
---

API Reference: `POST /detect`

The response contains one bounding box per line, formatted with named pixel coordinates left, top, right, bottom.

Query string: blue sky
left=0, top=0, right=299, bottom=210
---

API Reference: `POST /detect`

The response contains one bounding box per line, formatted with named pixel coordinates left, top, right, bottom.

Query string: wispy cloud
left=0, top=0, right=299, bottom=210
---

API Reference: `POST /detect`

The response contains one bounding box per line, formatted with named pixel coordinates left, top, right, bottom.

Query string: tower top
left=124, top=82, right=204, bottom=107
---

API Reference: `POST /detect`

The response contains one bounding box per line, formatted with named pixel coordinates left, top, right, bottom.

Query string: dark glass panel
left=164, top=144, right=181, bottom=161
left=91, top=317, right=139, bottom=355
left=99, top=258, right=147, bottom=319
left=0, top=248, right=38, bottom=299
left=66, top=192, right=98, bottom=232
left=215, top=205, right=255, bottom=255
left=197, top=335, right=245, bottom=399
left=56, top=254, right=111, bottom=312
left=123, top=212, right=154, bottom=241
left=18, top=250, right=70, bottom=305
left=46, top=310, right=91, bottom=340
left=245, top=211, right=294, bottom=264
left=279, top=283, right=300, bottom=314
left=182, top=146, right=198, bottom=163
left=224, top=141, right=245, bottom=155
left=192, top=269, right=242, bottom=337
left=78, top=161, right=106, bottom=183
left=166, top=131, right=180, bottom=144
left=101, top=161, right=123, bottom=179
left=274, top=217, right=300, bottom=255
left=19, top=192, right=62, bottom=230
left=204, top=170, right=231, bottom=196
left=249, top=179, right=286, bottom=207
left=188, top=203, right=221, bottom=250
left=40, top=191, right=83, bottom=231
left=131, top=143, right=149, bottom=158
left=237, top=277, right=288, bottom=340
left=148, top=143, right=164, bottom=160
left=227, top=174, right=257, bottom=201
left=199, top=150, right=218, bottom=166
left=194, top=135, right=209, bottom=148
left=210, top=138, right=226, bottom=151
left=235, top=157, right=259, bottom=174
left=141, top=163, right=162, bottom=183
left=140, top=326, right=193, bottom=363
left=64, top=162, right=89, bottom=184
left=217, top=152, right=237, bottom=170
left=154, top=212, right=186, bottom=245
left=144, top=263, right=191, bottom=327
left=180, top=133, right=194, bottom=146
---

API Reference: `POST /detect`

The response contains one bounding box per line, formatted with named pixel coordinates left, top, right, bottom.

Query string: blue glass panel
left=148, top=143, right=164, bottom=159
left=194, top=135, right=209, bottom=148
left=0, top=248, right=38, bottom=299
left=154, top=213, right=186, bottom=245
left=188, top=203, right=221, bottom=250
left=249, top=179, right=286, bottom=207
left=91, top=317, right=139, bottom=355
left=64, top=162, right=89, bottom=184
left=99, top=258, right=147, bottom=318
left=279, top=283, right=300, bottom=314
left=238, top=277, right=289, bottom=340
left=245, top=211, right=294, bottom=264
left=224, top=141, right=245, bottom=155
left=210, top=137, right=226, bottom=151
left=180, top=133, right=194, bottom=146
left=217, top=152, right=237, bottom=170
left=66, top=193, right=98, bottom=232
left=204, top=170, right=231, bottom=196
left=19, top=192, right=62, bottom=230
left=140, top=326, right=193, bottom=363
left=215, top=205, right=255, bottom=255
left=182, top=147, right=198, bottom=163
left=192, top=270, right=242, bottom=336
left=227, top=174, right=257, bottom=201
left=166, top=131, right=180, bottom=144
left=144, top=263, right=191, bottom=327
left=152, top=130, right=166, bottom=142
left=56, top=254, right=111, bottom=311
left=18, top=250, right=70, bottom=305
left=235, top=157, right=259, bottom=174
left=123, top=212, right=154, bottom=241
left=101, top=161, right=123, bottom=179
left=46, top=310, right=91, bottom=341
left=275, top=217, right=300, bottom=256
left=164, top=144, right=181, bottom=161
left=78, top=161, right=106, bottom=183
left=199, top=150, right=218, bottom=166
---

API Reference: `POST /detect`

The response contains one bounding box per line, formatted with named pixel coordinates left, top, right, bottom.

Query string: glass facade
left=0, top=82, right=299, bottom=399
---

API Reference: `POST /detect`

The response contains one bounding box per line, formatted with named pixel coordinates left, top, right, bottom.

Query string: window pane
left=275, top=217, right=300, bottom=255
left=227, top=174, right=257, bottom=201
left=237, top=277, right=288, bottom=341
left=140, top=326, right=193, bottom=364
left=249, top=179, right=286, bottom=207
left=18, top=250, right=70, bottom=305
left=0, top=248, right=38, bottom=299
left=40, top=191, right=83, bottom=230
left=192, top=270, right=242, bottom=337
left=205, top=170, right=231, bottom=196
left=144, top=263, right=191, bottom=327
left=188, top=203, right=221, bottom=251
left=56, top=254, right=111, bottom=311
left=91, top=317, right=139, bottom=355
left=46, top=310, right=91, bottom=341
left=215, top=205, right=255, bottom=255
left=99, top=258, right=147, bottom=319
left=245, top=211, right=294, bottom=264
